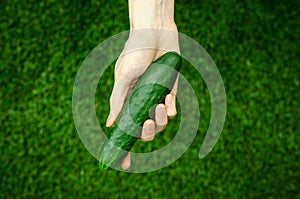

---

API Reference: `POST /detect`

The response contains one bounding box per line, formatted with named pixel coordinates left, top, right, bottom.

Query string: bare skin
left=106, top=0, right=179, bottom=170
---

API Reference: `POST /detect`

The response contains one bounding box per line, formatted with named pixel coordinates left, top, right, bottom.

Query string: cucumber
left=99, top=52, right=182, bottom=170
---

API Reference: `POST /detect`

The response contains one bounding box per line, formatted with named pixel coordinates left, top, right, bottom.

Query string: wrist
left=129, top=0, right=176, bottom=30
left=131, top=16, right=176, bottom=30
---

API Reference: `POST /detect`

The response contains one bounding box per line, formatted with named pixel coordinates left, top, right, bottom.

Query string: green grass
left=1, top=0, right=299, bottom=198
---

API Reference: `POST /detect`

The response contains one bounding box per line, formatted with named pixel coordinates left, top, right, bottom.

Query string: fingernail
left=121, top=153, right=130, bottom=170
left=157, top=106, right=165, bottom=116
left=146, top=126, right=153, bottom=134
left=106, top=114, right=112, bottom=127
left=146, top=123, right=155, bottom=134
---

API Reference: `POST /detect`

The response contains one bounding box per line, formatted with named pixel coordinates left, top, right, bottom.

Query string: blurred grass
left=1, top=0, right=299, bottom=198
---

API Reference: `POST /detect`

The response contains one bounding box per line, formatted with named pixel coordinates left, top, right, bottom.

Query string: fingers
left=121, top=152, right=130, bottom=170
left=165, top=94, right=177, bottom=118
left=166, top=72, right=178, bottom=119
left=140, top=103, right=169, bottom=142
left=140, top=102, right=174, bottom=142
left=120, top=102, right=173, bottom=169
left=155, top=104, right=168, bottom=132
left=119, top=100, right=175, bottom=170
left=140, top=119, right=155, bottom=142
left=121, top=119, right=155, bottom=170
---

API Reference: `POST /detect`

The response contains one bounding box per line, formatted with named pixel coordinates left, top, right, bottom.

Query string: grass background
left=1, top=0, right=299, bottom=198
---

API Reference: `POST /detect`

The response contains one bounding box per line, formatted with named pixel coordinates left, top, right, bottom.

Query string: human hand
left=106, top=0, right=179, bottom=170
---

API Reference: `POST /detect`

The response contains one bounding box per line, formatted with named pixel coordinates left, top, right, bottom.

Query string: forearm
left=128, top=0, right=176, bottom=29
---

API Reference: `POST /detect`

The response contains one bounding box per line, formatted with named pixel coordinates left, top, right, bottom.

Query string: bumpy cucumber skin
left=99, top=52, right=182, bottom=170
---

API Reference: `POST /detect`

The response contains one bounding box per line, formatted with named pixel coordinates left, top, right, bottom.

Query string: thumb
left=106, top=78, right=130, bottom=127
left=106, top=64, right=150, bottom=127
left=106, top=50, right=156, bottom=127
left=106, top=63, right=145, bottom=127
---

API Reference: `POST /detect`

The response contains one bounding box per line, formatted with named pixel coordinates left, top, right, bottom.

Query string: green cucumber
left=99, top=52, right=182, bottom=170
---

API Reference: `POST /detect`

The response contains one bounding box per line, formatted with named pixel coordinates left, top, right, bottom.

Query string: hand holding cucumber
left=100, top=0, right=180, bottom=170
left=106, top=47, right=180, bottom=170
